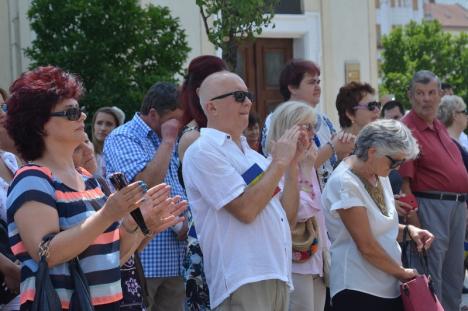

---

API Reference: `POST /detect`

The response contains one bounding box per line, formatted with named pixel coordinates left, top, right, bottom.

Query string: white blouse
left=321, top=161, right=401, bottom=299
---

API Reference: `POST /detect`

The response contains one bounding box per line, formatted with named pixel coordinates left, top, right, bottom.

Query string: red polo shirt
left=399, top=110, right=468, bottom=193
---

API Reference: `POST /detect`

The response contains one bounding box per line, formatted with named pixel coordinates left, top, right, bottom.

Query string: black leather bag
left=68, top=257, right=94, bottom=311
left=31, top=234, right=95, bottom=311
left=30, top=234, right=62, bottom=311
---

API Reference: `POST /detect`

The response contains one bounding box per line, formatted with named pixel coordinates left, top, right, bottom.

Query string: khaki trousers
left=146, top=276, right=185, bottom=311
left=289, top=273, right=326, bottom=311
left=214, top=279, right=289, bottom=311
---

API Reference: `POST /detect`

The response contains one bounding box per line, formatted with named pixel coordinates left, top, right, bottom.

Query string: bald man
left=182, top=72, right=306, bottom=310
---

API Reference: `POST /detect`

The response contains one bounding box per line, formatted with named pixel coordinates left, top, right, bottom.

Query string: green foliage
left=26, top=0, right=190, bottom=119
left=380, top=20, right=468, bottom=108
left=196, top=0, right=279, bottom=69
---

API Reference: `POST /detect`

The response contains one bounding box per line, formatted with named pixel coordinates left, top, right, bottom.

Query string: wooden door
left=235, top=38, right=293, bottom=123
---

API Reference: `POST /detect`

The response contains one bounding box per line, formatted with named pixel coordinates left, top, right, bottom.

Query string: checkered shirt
left=104, top=113, right=186, bottom=277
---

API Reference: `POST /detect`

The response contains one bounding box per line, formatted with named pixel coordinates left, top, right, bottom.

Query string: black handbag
left=31, top=234, right=95, bottom=311
left=30, top=234, right=62, bottom=311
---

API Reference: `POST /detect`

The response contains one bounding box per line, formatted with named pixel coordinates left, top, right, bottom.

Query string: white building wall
left=376, top=0, right=424, bottom=35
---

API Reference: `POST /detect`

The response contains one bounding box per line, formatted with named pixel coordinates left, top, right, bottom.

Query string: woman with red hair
left=6, top=66, right=185, bottom=310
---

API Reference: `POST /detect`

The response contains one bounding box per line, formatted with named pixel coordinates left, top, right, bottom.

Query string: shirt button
left=281, top=218, right=284, bottom=222
left=227, top=135, right=231, bottom=139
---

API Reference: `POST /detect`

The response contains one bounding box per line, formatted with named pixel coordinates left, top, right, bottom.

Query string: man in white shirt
left=183, top=71, right=307, bottom=311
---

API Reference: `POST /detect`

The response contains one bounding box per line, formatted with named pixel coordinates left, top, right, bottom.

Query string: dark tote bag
left=400, top=227, right=444, bottom=311
left=31, top=233, right=94, bottom=311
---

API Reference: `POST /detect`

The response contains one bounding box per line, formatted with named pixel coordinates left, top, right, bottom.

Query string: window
left=273, top=0, right=302, bottom=14
left=412, top=0, right=418, bottom=10
left=390, top=0, right=396, bottom=7
left=375, top=0, right=380, bottom=9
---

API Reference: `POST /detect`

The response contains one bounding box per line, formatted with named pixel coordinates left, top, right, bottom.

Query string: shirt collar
left=407, top=110, right=442, bottom=132
left=133, top=113, right=156, bottom=138
left=200, top=128, right=247, bottom=146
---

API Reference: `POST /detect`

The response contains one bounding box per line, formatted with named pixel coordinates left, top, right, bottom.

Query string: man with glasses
left=104, top=82, right=187, bottom=311
left=183, top=71, right=306, bottom=311
left=399, top=70, right=468, bottom=311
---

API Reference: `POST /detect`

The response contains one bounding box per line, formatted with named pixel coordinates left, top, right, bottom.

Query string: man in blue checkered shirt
left=104, top=82, right=187, bottom=311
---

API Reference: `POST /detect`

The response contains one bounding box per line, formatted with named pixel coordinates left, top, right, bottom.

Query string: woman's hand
left=0, top=255, right=20, bottom=294
left=126, top=183, right=187, bottom=236
left=394, top=194, right=418, bottom=217
left=102, top=181, right=146, bottom=222
left=398, top=268, right=418, bottom=283
left=408, top=225, right=434, bottom=252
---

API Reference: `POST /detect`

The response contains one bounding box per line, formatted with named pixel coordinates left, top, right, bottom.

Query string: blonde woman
left=266, top=101, right=329, bottom=311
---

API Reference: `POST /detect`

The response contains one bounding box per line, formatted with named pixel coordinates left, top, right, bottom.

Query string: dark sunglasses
left=354, top=101, right=382, bottom=112
left=210, top=91, right=254, bottom=103
left=50, top=106, right=84, bottom=121
left=385, top=155, right=405, bottom=169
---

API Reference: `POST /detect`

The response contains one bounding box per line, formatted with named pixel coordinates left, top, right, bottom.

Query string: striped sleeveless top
left=7, top=165, right=122, bottom=309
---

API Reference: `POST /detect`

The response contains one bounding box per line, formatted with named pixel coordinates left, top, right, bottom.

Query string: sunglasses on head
left=210, top=91, right=254, bottom=103
left=354, top=101, right=382, bottom=112
left=50, top=106, right=84, bottom=121
left=385, top=155, right=405, bottom=169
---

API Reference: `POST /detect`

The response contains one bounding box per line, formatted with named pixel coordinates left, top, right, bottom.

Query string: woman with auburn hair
left=335, top=81, right=381, bottom=136
left=178, top=55, right=227, bottom=311
left=6, top=66, right=186, bottom=310
left=266, top=101, right=329, bottom=311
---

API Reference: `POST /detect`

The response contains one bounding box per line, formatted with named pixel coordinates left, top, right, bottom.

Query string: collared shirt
left=183, top=128, right=292, bottom=309
left=399, top=110, right=468, bottom=193
left=104, top=113, right=186, bottom=277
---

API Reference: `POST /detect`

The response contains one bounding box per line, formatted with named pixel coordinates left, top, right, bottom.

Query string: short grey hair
left=437, top=95, right=466, bottom=127
left=408, top=70, right=441, bottom=95
left=354, top=119, right=419, bottom=161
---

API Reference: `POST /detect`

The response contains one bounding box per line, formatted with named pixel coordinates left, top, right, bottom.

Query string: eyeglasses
left=50, top=106, right=84, bottom=121
left=210, top=91, right=254, bottom=103
left=0, top=103, right=7, bottom=113
left=354, top=101, right=382, bottom=112
left=299, top=123, right=317, bottom=133
left=456, top=109, right=468, bottom=115
left=385, top=155, right=405, bottom=169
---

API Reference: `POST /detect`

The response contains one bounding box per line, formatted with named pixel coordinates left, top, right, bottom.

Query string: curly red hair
left=7, top=66, right=83, bottom=160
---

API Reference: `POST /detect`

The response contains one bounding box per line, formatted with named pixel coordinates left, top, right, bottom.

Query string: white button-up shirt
left=183, top=128, right=292, bottom=308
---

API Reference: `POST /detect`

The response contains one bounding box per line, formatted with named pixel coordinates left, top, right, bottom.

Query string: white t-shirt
left=321, top=161, right=401, bottom=299
left=183, top=128, right=292, bottom=309
left=460, top=132, right=468, bottom=151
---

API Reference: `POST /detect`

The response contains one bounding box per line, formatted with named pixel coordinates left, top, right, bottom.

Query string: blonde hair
left=438, top=95, right=466, bottom=127
left=265, top=101, right=316, bottom=155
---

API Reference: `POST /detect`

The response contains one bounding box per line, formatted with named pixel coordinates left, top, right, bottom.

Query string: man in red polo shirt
left=400, top=70, right=468, bottom=311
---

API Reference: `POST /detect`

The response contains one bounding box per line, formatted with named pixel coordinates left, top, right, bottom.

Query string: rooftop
left=424, top=2, right=468, bottom=28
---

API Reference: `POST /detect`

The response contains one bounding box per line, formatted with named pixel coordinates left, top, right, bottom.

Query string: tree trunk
left=222, top=39, right=238, bottom=71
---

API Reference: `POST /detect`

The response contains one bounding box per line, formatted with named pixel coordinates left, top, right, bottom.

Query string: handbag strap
left=401, top=225, right=431, bottom=276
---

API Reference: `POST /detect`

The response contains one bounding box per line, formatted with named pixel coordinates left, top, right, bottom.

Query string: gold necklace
left=351, top=169, right=388, bottom=217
